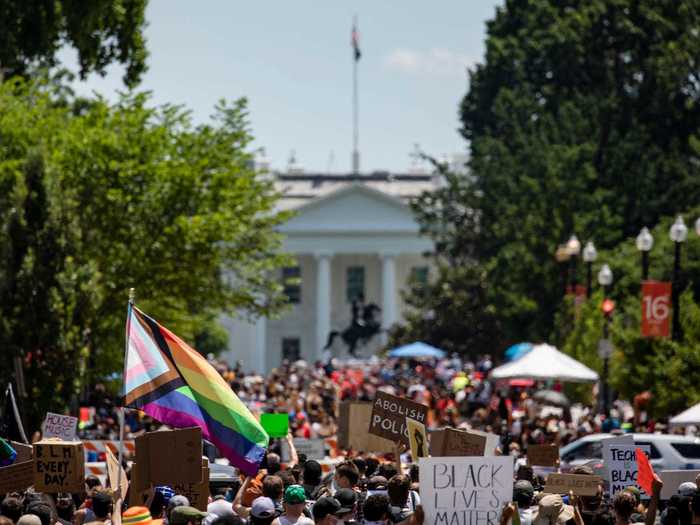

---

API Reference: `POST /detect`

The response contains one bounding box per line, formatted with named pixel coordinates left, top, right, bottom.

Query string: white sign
left=41, top=412, right=78, bottom=441
left=420, top=456, right=514, bottom=525
left=281, top=438, right=325, bottom=462
left=602, top=436, right=650, bottom=495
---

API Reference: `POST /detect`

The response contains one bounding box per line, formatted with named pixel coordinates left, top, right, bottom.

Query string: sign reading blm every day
left=369, top=391, right=428, bottom=446
left=420, top=456, right=514, bottom=525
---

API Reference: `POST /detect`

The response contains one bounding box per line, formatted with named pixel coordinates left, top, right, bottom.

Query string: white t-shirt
left=276, top=515, right=314, bottom=525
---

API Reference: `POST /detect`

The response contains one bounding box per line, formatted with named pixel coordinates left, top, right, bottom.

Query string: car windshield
left=671, top=443, right=700, bottom=459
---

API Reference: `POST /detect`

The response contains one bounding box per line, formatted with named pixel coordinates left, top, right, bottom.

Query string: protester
left=362, top=495, right=391, bottom=525
left=170, top=507, right=208, bottom=525
left=250, top=498, right=278, bottom=525
left=271, top=486, right=313, bottom=525
left=333, top=490, right=357, bottom=525
left=311, top=497, right=340, bottom=525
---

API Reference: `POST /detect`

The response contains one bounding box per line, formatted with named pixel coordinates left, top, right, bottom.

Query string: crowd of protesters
left=5, top=354, right=700, bottom=525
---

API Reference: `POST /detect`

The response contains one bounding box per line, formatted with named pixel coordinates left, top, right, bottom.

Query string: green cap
left=284, top=484, right=307, bottom=504
left=170, top=506, right=208, bottom=525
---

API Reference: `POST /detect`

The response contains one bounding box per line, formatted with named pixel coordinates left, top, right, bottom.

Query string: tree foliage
left=0, top=0, right=148, bottom=86
left=0, top=77, right=290, bottom=427
left=404, top=0, right=700, bottom=353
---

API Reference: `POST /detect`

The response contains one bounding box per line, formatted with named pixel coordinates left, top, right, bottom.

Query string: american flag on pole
left=352, top=19, right=361, bottom=61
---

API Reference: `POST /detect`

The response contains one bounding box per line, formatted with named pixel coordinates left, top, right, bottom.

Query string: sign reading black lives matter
left=369, top=391, right=428, bottom=446
left=420, top=456, right=514, bottom=525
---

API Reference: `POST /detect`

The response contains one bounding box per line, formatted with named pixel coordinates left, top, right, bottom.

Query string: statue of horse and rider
left=323, top=294, right=382, bottom=356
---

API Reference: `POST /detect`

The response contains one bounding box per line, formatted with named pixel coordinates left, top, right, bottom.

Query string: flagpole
left=118, top=288, right=135, bottom=500
left=352, top=14, right=359, bottom=175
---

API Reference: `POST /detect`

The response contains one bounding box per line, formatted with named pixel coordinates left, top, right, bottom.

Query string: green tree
left=407, top=0, right=700, bottom=350
left=0, top=77, right=290, bottom=427
left=0, top=1, right=148, bottom=86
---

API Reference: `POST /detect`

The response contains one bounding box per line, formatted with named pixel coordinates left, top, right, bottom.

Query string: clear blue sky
left=61, top=1, right=502, bottom=173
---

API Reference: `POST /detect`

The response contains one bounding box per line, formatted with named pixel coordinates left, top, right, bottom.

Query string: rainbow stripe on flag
left=122, top=305, right=269, bottom=475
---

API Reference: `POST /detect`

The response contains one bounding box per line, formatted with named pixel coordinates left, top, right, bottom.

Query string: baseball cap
left=251, top=497, right=277, bottom=519
left=168, top=495, right=191, bottom=515
left=334, top=489, right=357, bottom=514
left=284, top=485, right=306, bottom=505
left=312, top=497, right=342, bottom=521
left=679, top=482, right=697, bottom=497
left=155, top=486, right=176, bottom=506
left=368, top=476, right=388, bottom=490
left=170, top=506, right=208, bottom=525
left=514, top=480, right=535, bottom=498
left=123, top=507, right=154, bottom=525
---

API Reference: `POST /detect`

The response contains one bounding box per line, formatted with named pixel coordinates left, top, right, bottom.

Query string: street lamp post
left=635, top=227, right=654, bottom=281
left=669, top=216, right=688, bottom=341
left=598, top=263, right=613, bottom=414
left=567, top=235, right=581, bottom=293
left=582, top=241, right=597, bottom=298
left=555, top=244, right=571, bottom=297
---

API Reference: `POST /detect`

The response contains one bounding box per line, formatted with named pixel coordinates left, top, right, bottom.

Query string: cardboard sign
left=281, top=438, right=325, bottom=462
left=338, top=402, right=395, bottom=453
left=34, top=440, right=85, bottom=492
left=369, top=391, right=429, bottom=446
left=544, top=474, right=603, bottom=496
left=128, top=461, right=148, bottom=507
left=260, top=413, right=289, bottom=438
left=106, top=447, right=128, bottom=525
left=135, top=427, right=202, bottom=485
left=407, top=418, right=429, bottom=460
left=430, top=428, right=486, bottom=457
left=420, top=456, right=514, bottom=525
left=0, top=460, right=34, bottom=493
left=528, top=444, right=559, bottom=467
left=641, top=281, right=671, bottom=338
left=173, top=459, right=210, bottom=511
left=602, top=436, right=650, bottom=495
left=659, top=470, right=700, bottom=500
left=11, top=441, right=33, bottom=462
left=41, top=412, right=78, bottom=441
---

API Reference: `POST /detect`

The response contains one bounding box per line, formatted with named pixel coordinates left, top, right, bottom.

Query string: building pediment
left=279, top=183, right=421, bottom=234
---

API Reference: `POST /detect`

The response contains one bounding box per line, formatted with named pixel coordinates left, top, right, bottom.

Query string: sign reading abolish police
left=420, top=456, right=514, bottom=525
left=369, top=391, right=428, bottom=446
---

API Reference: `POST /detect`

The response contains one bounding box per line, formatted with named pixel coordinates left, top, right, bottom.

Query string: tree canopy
left=0, top=77, right=290, bottom=426
left=0, top=0, right=148, bottom=86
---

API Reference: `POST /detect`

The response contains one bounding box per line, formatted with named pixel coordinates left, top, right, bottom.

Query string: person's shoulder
left=299, top=517, right=314, bottom=525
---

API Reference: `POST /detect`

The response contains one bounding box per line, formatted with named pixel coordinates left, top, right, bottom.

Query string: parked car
left=560, top=433, right=700, bottom=472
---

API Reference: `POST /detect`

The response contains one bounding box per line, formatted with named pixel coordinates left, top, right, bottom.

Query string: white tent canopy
left=670, top=403, right=700, bottom=426
left=490, top=343, right=599, bottom=383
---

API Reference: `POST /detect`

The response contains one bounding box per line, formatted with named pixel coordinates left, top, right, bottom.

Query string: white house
left=221, top=168, right=444, bottom=372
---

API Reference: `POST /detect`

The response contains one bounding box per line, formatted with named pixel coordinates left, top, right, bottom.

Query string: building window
left=346, top=266, right=365, bottom=302
left=282, top=337, right=301, bottom=362
left=411, top=266, right=429, bottom=296
left=282, top=266, right=301, bottom=304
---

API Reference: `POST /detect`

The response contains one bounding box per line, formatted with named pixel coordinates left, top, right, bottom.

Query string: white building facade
left=221, top=170, right=441, bottom=372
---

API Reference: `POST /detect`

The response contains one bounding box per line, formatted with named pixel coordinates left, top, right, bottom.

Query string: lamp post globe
left=669, top=216, right=688, bottom=243
left=566, top=235, right=581, bottom=293
left=566, top=235, right=582, bottom=256
left=636, top=227, right=653, bottom=280
left=695, top=217, right=700, bottom=237
left=598, top=264, right=613, bottom=288
left=582, top=241, right=597, bottom=298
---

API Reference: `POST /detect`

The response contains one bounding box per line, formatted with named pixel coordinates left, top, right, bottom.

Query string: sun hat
left=532, top=494, right=575, bottom=525
left=679, top=482, right=697, bottom=497
left=123, top=507, right=154, bottom=525
left=284, top=485, right=306, bottom=505
left=251, top=497, right=277, bottom=519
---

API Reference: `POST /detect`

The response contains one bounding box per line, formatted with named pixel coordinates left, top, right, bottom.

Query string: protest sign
left=11, top=441, right=33, bottom=462
left=544, top=474, right=603, bottom=496
left=173, top=459, right=210, bottom=511
left=407, top=418, right=429, bottom=460
left=527, top=444, right=559, bottom=467
left=281, top=438, right=325, bottom=462
left=106, top=447, right=128, bottom=525
left=0, top=460, right=34, bottom=493
left=369, top=391, right=428, bottom=446
left=602, top=436, right=650, bottom=495
left=468, top=429, right=501, bottom=456
left=135, top=427, right=202, bottom=485
left=338, top=402, right=394, bottom=453
left=659, top=470, right=700, bottom=500
left=34, top=440, right=85, bottom=492
left=430, top=428, right=486, bottom=457
left=128, top=461, right=148, bottom=507
left=41, top=412, right=78, bottom=441
left=260, top=413, right=289, bottom=438
left=420, top=456, right=514, bottom=525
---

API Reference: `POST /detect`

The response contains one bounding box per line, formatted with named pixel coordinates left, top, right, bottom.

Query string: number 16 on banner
left=641, top=281, right=671, bottom=338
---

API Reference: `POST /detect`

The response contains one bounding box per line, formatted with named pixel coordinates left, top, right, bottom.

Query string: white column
left=315, top=252, right=332, bottom=359
left=381, top=253, right=397, bottom=329
left=255, top=316, right=266, bottom=373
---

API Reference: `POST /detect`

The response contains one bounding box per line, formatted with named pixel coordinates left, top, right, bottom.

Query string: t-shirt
left=276, top=514, right=314, bottom=525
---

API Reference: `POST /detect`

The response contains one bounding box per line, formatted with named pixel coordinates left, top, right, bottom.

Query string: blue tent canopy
left=504, top=342, right=533, bottom=361
left=388, top=342, right=446, bottom=359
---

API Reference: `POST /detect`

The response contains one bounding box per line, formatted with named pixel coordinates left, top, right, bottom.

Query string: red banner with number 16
left=641, top=280, right=671, bottom=338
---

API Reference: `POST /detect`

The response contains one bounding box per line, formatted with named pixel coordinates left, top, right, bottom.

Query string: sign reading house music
left=369, top=391, right=428, bottom=446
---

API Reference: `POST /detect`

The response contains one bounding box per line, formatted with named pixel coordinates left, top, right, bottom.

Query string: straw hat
left=532, top=494, right=575, bottom=525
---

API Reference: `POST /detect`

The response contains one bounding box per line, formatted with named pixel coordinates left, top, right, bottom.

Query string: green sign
left=260, top=413, right=289, bottom=438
